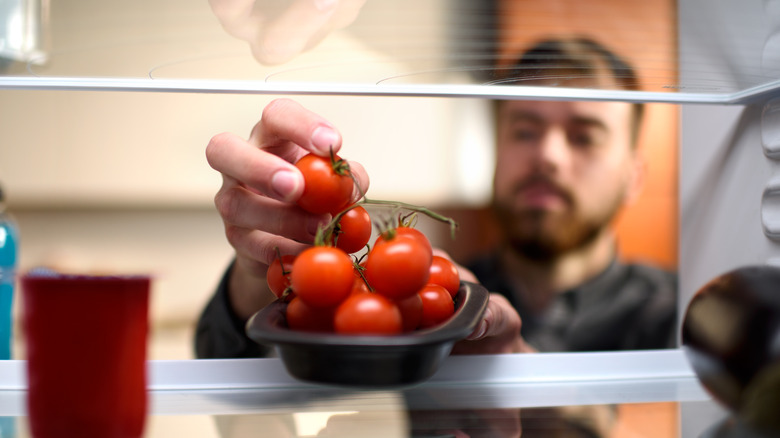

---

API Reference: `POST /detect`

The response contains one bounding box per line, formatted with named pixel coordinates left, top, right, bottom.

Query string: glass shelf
left=1, top=0, right=779, bottom=105
left=0, top=351, right=726, bottom=437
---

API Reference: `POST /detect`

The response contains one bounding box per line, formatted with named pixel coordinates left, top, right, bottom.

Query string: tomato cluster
left=265, top=152, right=461, bottom=335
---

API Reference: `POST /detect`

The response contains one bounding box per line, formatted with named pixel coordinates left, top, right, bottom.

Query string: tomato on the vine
left=418, top=284, right=455, bottom=329
left=394, top=226, right=433, bottom=256
left=291, top=246, right=354, bottom=308
left=334, top=293, right=402, bottom=335
left=352, top=273, right=371, bottom=294
left=332, top=205, right=372, bottom=254
left=395, top=293, right=423, bottom=332
left=266, top=254, right=296, bottom=300
left=428, top=255, right=460, bottom=299
left=295, top=153, right=354, bottom=214
left=286, top=296, right=335, bottom=332
left=365, top=228, right=432, bottom=300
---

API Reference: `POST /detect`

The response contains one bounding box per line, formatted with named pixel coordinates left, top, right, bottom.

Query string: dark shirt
left=466, top=252, right=679, bottom=351
left=195, top=254, right=678, bottom=358
left=195, top=262, right=273, bottom=359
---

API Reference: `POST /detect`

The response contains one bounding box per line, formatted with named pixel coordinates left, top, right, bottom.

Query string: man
left=467, top=38, right=677, bottom=352
left=194, top=37, right=676, bottom=358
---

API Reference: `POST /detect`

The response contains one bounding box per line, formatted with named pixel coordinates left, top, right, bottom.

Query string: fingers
left=209, top=0, right=366, bottom=66
left=206, top=99, right=351, bottom=204
left=227, top=226, right=312, bottom=270
left=207, top=132, right=305, bottom=203
left=251, top=0, right=339, bottom=65
left=467, top=294, right=520, bottom=341
left=207, top=98, right=369, bottom=261
left=453, top=293, right=534, bottom=355
left=214, top=182, right=330, bottom=242
left=250, top=98, right=342, bottom=159
left=208, top=0, right=258, bottom=40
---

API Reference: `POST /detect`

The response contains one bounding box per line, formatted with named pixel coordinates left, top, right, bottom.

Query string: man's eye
left=569, top=129, right=605, bottom=148
left=511, top=129, right=538, bottom=142
left=569, top=133, right=595, bottom=147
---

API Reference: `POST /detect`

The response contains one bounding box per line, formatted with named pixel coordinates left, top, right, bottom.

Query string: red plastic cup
left=21, top=272, right=150, bottom=438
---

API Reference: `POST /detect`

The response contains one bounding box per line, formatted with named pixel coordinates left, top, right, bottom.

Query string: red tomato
left=428, top=255, right=460, bottom=299
left=286, top=296, right=335, bottom=332
left=333, top=205, right=372, bottom=254
left=365, top=231, right=432, bottom=300
left=334, top=293, right=402, bottom=335
left=394, top=226, right=433, bottom=254
left=291, top=246, right=354, bottom=308
left=418, top=284, right=455, bottom=329
left=352, top=272, right=371, bottom=294
left=266, top=254, right=296, bottom=300
left=395, top=293, right=423, bottom=332
left=374, top=226, right=433, bottom=258
left=295, top=153, right=353, bottom=214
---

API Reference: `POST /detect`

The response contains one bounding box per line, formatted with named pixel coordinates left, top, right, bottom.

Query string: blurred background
left=0, top=0, right=678, bottom=362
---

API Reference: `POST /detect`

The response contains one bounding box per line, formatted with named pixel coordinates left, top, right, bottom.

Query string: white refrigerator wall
left=678, top=0, right=780, bottom=327
left=677, top=0, right=780, bottom=434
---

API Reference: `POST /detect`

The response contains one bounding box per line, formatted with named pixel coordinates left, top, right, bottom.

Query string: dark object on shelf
left=246, top=282, right=489, bottom=387
left=682, top=265, right=780, bottom=435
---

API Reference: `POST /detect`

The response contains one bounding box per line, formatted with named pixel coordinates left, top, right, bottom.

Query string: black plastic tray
left=246, top=281, right=489, bottom=387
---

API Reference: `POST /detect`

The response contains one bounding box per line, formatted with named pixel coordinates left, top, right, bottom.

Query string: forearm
left=228, top=256, right=278, bottom=321
left=194, top=261, right=274, bottom=359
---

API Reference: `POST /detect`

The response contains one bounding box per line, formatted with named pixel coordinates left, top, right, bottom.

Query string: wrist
left=228, top=257, right=277, bottom=321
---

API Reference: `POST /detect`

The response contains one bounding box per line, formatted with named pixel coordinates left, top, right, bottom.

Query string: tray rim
left=245, top=281, right=489, bottom=349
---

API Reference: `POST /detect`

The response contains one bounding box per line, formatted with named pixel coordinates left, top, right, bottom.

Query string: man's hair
left=493, top=36, right=645, bottom=147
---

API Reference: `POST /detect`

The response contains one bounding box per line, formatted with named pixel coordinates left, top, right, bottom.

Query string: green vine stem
left=315, top=197, right=458, bottom=246
left=314, top=147, right=459, bottom=244
left=362, top=198, right=458, bottom=239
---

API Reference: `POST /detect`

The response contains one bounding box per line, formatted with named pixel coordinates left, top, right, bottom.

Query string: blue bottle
left=0, top=185, right=18, bottom=361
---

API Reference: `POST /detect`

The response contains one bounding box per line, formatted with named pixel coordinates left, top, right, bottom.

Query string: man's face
left=492, top=99, right=641, bottom=261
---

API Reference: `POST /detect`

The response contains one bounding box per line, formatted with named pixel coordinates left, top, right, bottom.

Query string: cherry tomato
left=333, top=205, right=372, bottom=254
left=352, top=271, right=371, bottom=294
left=334, top=293, right=402, bottom=335
left=373, top=226, right=433, bottom=258
left=286, top=296, right=335, bottom=332
left=365, top=230, right=432, bottom=300
left=295, top=153, right=353, bottom=214
left=428, top=255, right=460, bottom=299
left=394, top=226, right=433, bottom=255
left=291, top=246, right=354, bottom=308
left=395, top=293, right=423, bottom=332
left=418, top=284, right=455, bottom=329
left=266, top=254, right=296, bottom=300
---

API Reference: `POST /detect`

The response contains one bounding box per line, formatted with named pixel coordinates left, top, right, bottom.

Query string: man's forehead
left=500, top=100, right=632, bottom=124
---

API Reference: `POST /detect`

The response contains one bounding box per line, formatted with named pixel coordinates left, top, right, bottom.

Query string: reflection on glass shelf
left=0, top=0, right=779, bottom=104
left=0, top=351, right=724, bottom=437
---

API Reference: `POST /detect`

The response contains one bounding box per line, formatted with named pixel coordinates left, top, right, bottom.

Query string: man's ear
left=624, top=150, right=647, bottom=206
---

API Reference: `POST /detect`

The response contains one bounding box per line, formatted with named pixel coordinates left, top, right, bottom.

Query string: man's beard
left=491, top=180, right=624, bottom=263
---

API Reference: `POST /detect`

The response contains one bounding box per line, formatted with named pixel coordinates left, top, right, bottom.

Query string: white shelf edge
left=0, top=351, right=714, bottom=416
left=2, top=76, right=780, bottom=105
left=0, top=349, right=697, bottom=391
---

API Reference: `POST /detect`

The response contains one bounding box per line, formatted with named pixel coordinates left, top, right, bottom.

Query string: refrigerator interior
left=2, top=0, right=780, bottom=435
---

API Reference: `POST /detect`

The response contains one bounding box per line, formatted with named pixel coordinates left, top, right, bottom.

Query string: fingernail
left=467, top=320, right=488, bottom=340
left=311, top=126, right=340, bottom=154
left=271, top=170, right=301, bottom=202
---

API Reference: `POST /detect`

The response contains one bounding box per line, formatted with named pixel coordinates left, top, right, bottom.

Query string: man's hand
left=209, top=0, right=367, bottom=65
left=206, top=98, right=369, bottom=320
left=433, top=250, right=535, bottom=355
left=452, top=293, right=536, bottom=354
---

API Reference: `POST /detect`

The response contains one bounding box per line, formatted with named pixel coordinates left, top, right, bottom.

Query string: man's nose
left=533, top=128, right=569, bottom=171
